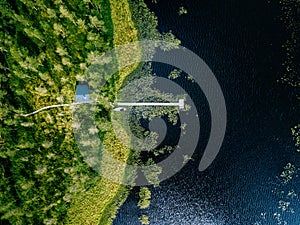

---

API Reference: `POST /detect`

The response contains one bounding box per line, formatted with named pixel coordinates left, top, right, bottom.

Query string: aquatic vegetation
left=280, top=163, right=298, bottom=185
left=252, top=1, right=300, bottom=224
left=279, top=0, right=300, bottom=87
left=291, top=124, right=300, bottom=152
left=178, top=6, right=188, bottom=16
left=139, top=214, right=150, bottom=224
left=168, top=69, right=182, bottom=80
left=138, top=187, right=151, bottom=209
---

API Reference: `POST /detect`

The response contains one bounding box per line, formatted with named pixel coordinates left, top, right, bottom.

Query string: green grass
left=65, top=0, right=140, bottom=224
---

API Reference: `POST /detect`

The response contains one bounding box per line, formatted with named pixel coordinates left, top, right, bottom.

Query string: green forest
left=0, top=0, right=181, bottom=224
left=0, top=0, right=299, bottom=224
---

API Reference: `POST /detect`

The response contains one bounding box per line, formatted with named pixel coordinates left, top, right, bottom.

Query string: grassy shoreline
left=65, top=0, right=140, bottom=224
left=1, top=0, right=168, bottom=223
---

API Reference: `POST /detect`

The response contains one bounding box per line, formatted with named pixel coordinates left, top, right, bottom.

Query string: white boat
left=113, top=107, right=127, bottom=112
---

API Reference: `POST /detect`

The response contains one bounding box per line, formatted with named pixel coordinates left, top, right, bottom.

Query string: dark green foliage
left=0, top=0, right=113, bottom=224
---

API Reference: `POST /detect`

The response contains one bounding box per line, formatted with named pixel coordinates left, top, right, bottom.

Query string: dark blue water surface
left=114, top=0, right=299, bottom=224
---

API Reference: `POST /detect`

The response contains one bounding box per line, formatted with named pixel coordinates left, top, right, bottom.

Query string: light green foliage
left=115, top=63, right=190, bottom=185
left=139, top=214, right=150, bottom=225
left=66, top=0, right=140, bottom=224
left=186, top=74, right=195, bottom=83
left=119, top=72, right=182, bottom=125
left=168, top=69, right=182, bottom=80
left=142, top=159, right=162, bottom=187
left=128, top=0, right=180, bottom=54
left=128, top=0, right=160, bottom=40
left=138, top=187, right=151, bottom=209
left=291, top=124, right=300, bottom=152
left=280, top=163, right=297, bottom=185
left=153, top=146, right=173, bottom=157
left=159, top=32, right=181, bottom=51
left=178, top=6, right=188, bottom=15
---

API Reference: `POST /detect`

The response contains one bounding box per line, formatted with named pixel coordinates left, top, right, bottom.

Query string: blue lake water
left=114, top=0, right=300, bottom=224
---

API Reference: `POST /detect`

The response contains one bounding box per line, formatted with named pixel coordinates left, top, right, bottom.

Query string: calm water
left=114, top=0, right=300, bottom=224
